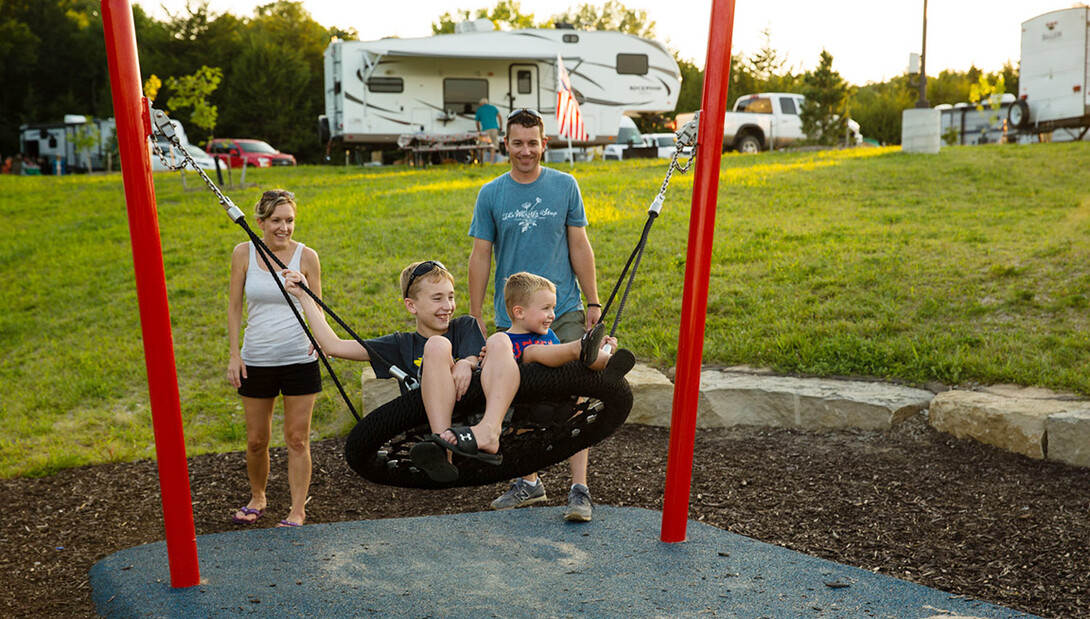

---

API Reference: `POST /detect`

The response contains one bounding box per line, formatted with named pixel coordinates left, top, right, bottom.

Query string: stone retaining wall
left=359, top=363, right=1090, bottom=469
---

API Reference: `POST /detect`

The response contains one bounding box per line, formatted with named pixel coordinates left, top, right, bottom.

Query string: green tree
left=799, top=49, right=851, bottom=146
left=852, top=75, right=915, bottom=145
left=551, top=0, right=655, bottom=38
left=745, top=28, right=799, bottom=93
left=166, top=65, right=222, bottom=146
left=432, top=0, right=541, bottom=34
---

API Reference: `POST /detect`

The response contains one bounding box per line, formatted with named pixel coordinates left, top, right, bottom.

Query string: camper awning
left=360, top=30, right=583, bottom=61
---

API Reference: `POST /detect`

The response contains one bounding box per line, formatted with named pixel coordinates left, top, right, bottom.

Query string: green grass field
left=3, top=143, right=1089, bottom=478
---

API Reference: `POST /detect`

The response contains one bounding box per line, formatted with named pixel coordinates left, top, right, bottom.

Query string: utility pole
left=916, top=0, right=929, bottom=108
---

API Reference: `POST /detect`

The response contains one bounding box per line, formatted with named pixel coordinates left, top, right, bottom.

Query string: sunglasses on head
left=404, top=260, right=447, bottom=298
left=507, top=108, right=543, bottom=121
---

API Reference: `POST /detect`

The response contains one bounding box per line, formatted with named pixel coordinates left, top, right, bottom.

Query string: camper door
left=508, top=64, right=539, bottom=115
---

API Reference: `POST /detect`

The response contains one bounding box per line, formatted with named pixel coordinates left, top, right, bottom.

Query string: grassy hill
left=3, top=143, right=1089, bottom=477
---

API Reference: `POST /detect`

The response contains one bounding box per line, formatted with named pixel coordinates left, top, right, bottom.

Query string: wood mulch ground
left=2, top=419, right=1088, bottom=618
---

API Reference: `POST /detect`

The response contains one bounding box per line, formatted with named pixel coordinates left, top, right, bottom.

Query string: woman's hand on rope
left=282, top=269, right=308, bottom=298
left=227, top=354, right=246, bottom=389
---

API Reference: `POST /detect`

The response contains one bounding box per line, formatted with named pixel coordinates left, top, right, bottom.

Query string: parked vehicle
left=19, top=115, right=116, bottom=173
left=678, top=92, right=862, bottom=153
left=319, top=22, right=680, bottom=154
left=603, top=116, right=645, bottom=160
left=206, top=138, right=296, bottom=168
left=642, top=132, right=694, bottom=158
left=1007, top=6, right=1090, bottom=141
left=150, top=120, right=218, bottom=171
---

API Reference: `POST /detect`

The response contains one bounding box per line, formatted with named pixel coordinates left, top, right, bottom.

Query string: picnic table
left=397, top=131, right=493, bottom=166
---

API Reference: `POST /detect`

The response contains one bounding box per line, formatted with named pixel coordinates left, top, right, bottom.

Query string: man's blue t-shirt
left=469, top=167, right=588, bottom=328
left=505, top=329, right=561, bottom=361
left=475, top=104, right=501, bottom=131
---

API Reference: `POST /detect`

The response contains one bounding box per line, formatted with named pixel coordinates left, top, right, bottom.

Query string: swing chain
left=148, top=105, right=244, bottom=222
left=648, top=111, right=700, bottom=215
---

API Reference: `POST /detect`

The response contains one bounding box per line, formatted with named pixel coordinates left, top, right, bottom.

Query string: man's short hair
left=507, top=109, right=545, bottom=135
left=503, top=271, right=555, bottom=316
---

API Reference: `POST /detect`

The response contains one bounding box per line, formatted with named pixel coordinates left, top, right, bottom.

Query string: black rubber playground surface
left=91, top=506, right=1042, bottom=618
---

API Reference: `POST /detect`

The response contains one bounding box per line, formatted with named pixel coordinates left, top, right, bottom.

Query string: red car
left=205, top=138, right=296, bottom=168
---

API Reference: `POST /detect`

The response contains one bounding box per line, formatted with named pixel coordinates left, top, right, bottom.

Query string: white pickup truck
left=678, top=92, right=861, bottom=153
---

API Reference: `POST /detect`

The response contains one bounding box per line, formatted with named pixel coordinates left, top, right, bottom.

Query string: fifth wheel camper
left=319, top=24, right=680, bottom=154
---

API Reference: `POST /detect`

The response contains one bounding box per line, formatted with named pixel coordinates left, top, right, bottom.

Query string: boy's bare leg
left=439, top=332, right=517, bottom=454
left=420, top=336, right=456, bottom=434
left=569, top=449, right=588, bottom=486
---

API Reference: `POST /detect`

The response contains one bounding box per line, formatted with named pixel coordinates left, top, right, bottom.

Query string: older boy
left=283, top=261, right=521, bottom=482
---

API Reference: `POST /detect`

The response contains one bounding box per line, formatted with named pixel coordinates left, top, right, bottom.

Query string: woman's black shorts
left=237, top=361, right=322, bottom=398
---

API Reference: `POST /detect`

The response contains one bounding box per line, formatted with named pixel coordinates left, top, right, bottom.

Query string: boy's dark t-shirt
left=505, top=329, right=560, bottom=361
left=365, top=315, right=485, bottom=394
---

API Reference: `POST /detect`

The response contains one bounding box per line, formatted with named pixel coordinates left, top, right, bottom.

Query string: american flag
left=556, top=53, right=588, bottom=141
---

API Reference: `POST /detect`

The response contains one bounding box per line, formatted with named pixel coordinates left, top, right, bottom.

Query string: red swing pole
left=661, top=0, right=736, bottom=543
left=101, top=0, right=200, bottom=586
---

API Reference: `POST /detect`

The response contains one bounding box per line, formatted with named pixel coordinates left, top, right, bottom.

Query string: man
left=474, top=98, right=503, bottom=163
left=468, top=108, right=602, bottom=522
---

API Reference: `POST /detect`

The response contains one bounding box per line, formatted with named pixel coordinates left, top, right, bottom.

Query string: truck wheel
left=735, top=134, right=761, bottom=154
left=1007, top=100, right=1030, bottom=130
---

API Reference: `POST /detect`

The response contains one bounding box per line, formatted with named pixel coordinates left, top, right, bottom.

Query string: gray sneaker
left=490, top=479, right=547, bottom=510
left=565, top=484, right=594, bottom=522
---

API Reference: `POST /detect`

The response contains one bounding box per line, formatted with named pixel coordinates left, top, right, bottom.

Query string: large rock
left=1045, top=410, right=1090, bottom=468
left=696, top=370, right=933, bottom=430
left=625, top=363, right=678, bottom=425
left=930, top=388, right=1089, bottom=460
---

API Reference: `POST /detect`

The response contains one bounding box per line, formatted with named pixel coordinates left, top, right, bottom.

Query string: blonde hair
left=400, top=261, right=454, bottom=299
left=503, top=272, right=555, bottom=316
left=255, top=189, right=296, bottom=220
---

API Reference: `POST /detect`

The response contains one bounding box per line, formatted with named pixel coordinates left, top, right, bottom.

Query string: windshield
left=654, top=136, right=673, bottom=147
left=616, top=126, right=643, bottom=146
left=735, top=97, right=772, bottom=114
left=239, top=141, right=278, bottom=154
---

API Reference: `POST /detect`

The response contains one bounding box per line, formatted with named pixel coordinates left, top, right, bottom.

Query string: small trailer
left=1008, top=6, right=1090, bottom=141
left=19, top=115, right=116, bottom=174
left=319, top=22, right=680, bottom=155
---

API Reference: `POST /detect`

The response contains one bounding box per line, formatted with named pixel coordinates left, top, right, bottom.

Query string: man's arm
left=468, top=237, right=494, bottom=336
left=567, top=226, right=601, bottom=328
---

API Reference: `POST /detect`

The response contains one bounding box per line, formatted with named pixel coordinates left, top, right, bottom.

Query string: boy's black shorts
left=237, top=361, right=322, bottom=398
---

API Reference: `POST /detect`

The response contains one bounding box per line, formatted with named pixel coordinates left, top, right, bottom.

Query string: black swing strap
left=598, top=113, right=699, bottom=339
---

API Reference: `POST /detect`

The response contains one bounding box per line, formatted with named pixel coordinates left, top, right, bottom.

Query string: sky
left=142, top=0, right=1057, bottom=85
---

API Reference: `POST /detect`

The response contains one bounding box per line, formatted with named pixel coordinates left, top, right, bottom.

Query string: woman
left=227, top=189, right=322, bottom=527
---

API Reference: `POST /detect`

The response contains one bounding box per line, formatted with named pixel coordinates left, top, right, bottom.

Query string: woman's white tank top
left=240, top=242, right=315, bottom=366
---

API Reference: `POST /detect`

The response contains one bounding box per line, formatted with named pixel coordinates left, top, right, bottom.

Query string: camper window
left=616, top=53, right=648, bottom=76
left=516, top=70, right=533, bottom=95
left=367, top=77, right=403, bottom=93
left=443, top=78, right=488, bottom=114
left=563, top=34, right=579, bottom=43
left=779, top=97, right=798, bottom=115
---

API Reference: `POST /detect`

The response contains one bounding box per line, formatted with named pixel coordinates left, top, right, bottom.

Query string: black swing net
left=150, top=106, right=698, bottom=489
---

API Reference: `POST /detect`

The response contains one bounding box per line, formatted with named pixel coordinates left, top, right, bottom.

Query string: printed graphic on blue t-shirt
left=468, top=167, right=588, bottom=328
left=505, top=329, right=561, bottom=361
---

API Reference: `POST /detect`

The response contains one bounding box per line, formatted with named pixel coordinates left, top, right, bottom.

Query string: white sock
left=522, top=478, right=540, bottom=486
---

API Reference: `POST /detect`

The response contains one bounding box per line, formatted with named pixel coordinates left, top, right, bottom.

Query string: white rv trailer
left=1008, top=6, right=1090, bottom=139
left=320, top=25, right=680, bottom=152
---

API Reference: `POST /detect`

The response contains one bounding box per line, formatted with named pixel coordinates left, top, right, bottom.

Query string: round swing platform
left=89, top=506, right=1041, bottom=618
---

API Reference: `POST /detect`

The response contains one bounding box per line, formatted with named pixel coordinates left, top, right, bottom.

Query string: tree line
left=0, top=0, right=1018, bottom=163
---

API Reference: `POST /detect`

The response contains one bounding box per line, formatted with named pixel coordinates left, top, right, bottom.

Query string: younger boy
left=486, top=272, right=614, bottom=518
